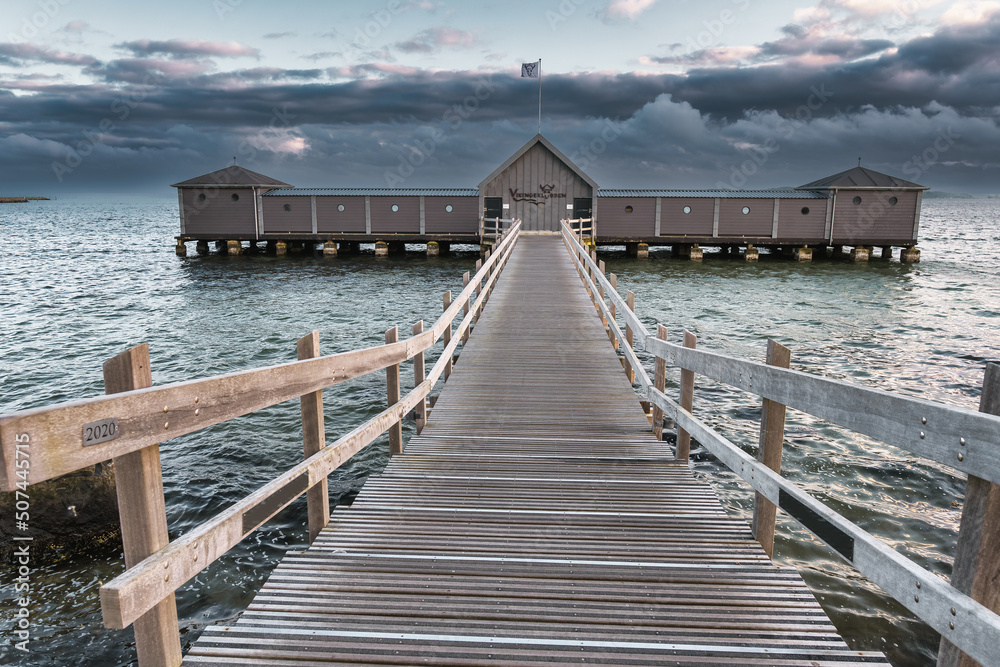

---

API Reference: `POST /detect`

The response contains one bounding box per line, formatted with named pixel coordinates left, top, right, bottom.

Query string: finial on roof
left=858, top=156, right=862, bottom=167
left=233, top=156, right=237, bottom=166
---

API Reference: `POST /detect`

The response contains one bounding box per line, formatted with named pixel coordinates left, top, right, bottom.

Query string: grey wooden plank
left=185, top=236, right=887, bottom=666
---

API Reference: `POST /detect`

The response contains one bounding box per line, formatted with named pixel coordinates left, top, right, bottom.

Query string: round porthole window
left=853, top=196, right=862, bottom=205
left=625, top=205, right=633, bottom=213
left=231, top=193, right=239, bottom=201
left=391, top=204, right=399, bottom=212
left=283, top=204, right=291, bottom=212
left=445, top=205, right=453, bottom=213
left=741, top=206, right=750, bottom=215
left=682, top=206, right=691, bottom=214
left=801, top=207, right=810, bottom=215
left=889, top=196, right=898, bottom=205
left=198, top=193, right=206, bottom=202
left=338, top=204, right=345, bottom=212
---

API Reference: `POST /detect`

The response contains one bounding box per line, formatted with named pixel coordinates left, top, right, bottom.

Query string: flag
left=521, top=61, right=539, bottom=78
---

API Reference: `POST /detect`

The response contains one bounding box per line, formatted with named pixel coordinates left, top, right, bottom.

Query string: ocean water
left=1, top=195, right=998, bottom=666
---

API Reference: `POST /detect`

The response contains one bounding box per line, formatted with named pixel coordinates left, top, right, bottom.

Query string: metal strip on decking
left=185, top=236, right=887, bottom=665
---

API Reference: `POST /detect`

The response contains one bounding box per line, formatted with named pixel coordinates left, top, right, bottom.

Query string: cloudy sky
left=2, top=0, right=999, bottom=195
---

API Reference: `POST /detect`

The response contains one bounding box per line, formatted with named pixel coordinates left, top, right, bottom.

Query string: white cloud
left=605, top=0, right=658, bottom=20
left=940, top=1, right=1000, bottom=23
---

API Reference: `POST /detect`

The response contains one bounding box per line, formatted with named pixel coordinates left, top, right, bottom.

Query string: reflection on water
left=1, top=196, right=997, bottom=666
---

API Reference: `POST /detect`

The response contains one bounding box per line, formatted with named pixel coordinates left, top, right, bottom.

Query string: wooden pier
left=183, top=234, right=886, bottom=664
left=2, top=223, right=998, bottom=665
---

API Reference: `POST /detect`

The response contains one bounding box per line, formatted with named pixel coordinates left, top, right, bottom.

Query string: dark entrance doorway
left=573, top=197, right=593, bottom=220
left=484, top=197, right=503, bottom=220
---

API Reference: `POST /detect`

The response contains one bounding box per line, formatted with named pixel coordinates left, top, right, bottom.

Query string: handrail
left=100, top=379, right=429, bottom=629
left=561, top=221, right=649, bottom=348
left=644, top=336, right=1000, bottom=485
left=98, top=219, right=520, bottom=630
left=560, top=219, right=1000, bottom=666
left=561, top=225, right=651, bottom=392
left=648, top=385, right=1000, bottom=666
left=0, top=223, right=521, bottom=491
left=0, top=221, right=521, bottom=665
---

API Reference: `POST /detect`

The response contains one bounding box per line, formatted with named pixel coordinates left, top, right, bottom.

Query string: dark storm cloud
left=3, top=11, right=999, bottom=193
left=757, top=36, right=893, bottom=59
left=893, top=17, right=1000, bottom=74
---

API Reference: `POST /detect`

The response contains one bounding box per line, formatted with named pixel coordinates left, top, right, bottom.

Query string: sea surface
left=1, top=195, right=998, bottom=666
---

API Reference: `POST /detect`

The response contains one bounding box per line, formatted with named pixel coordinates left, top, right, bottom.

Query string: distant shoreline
left=0, top=196, right=50, bottom=203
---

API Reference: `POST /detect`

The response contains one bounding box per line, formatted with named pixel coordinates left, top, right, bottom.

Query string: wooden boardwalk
left=185, top=236, right=887, bottom=665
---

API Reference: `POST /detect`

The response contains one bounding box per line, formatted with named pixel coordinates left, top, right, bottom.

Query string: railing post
left=412, top=321, right=426, bottom=434
left=938, top=362, right=1000, bottom=667
left=385, top=326, right=403, bottom=455
left=751, top=339, right=791, bottom=558
left=443, top=291, right=453, bottom=380
left=103, top=344, right=182, bottom=667
left=462, top=271, right=470, bottom=345
left=609, top=273, right=619, bottom=349
left=676, top=330, right=697, bottom=462
left=597, top=260, right=607, bottom=326
left=474, top=259, right=482, bottom=323
left=484, top=250, right=492, bottom=302
left=297, top=331, right=329, bottom=544
left=653, top=325, right=667, bottom=441
left=624, top=291, right=636, bottom=383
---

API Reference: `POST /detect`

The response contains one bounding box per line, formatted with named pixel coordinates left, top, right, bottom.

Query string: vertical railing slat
left=385, top=326, right=402, bottom=455
left=412, top=321, right=426, bottom=434
left=624, top=291, right=636, bottom=383
left=609, top=273, right=619, bottom=350
left=676, top=331, right=697, bottom=462
left=653, top=325, right=668, bottom=441
left=103, top=344, right=182, bottom=667
left=297, top=331, right=329, bottom=544
left=938, top=362, right=1000, bottom=667
left=443, top=291, right=453, bottom=380
left=751, top=339, right=791, bottom=558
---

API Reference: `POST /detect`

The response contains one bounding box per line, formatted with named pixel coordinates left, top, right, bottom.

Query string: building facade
left=173, top=134, right=927, bottom=254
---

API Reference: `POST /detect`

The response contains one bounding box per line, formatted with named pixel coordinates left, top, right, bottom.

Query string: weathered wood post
left=102, top=344, right=182, bottom=667
left=624, top=291, right=636, bottom=383
left=938, top=362, right=1000, bottom=667
left=297, top=331, right=329, bottom=544
left=676, top=331, right=697, bottom=462
left=474, top=259, right=483, bottom=323
left=609, top=274, right=619, bottom=350
left=751, top=339, right=791, bottom=558
left=461, top=271, right=471, bottom=346
left=443, top=291, right=453, bottom=380
left=412, top=321, right=426, bottom=434
left=597, top=260, right=607, bottom=326
left=653, top=325, right=668, bottom=441
left=385, top=326, right=403, bottom=455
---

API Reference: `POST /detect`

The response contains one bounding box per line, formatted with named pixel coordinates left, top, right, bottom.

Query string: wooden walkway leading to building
left=184, top=236, right=887, bottom=665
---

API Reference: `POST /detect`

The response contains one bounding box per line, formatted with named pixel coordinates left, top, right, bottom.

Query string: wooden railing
left=0, top=222, right=521, bottom=667
left=562, top=217, right=596, bottom=245
left=479, top=216, right=517, bottom=242
left=561, top=221, right=1000, bottom=667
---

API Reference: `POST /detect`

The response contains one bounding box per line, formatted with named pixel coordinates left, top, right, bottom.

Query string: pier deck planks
left=185, top=236, right=887, bottom=665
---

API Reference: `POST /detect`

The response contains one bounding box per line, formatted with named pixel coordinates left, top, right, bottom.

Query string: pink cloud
left=0, top=42, right=99, bottom=66
left=395, top=27, right=478, bottom=53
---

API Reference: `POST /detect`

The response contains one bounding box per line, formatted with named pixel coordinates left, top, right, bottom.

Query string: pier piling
left=900, top=246, right=920, bottom=263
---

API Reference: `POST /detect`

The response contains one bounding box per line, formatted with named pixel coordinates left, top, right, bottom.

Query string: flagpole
left=537, top=58, right=542, bottom=135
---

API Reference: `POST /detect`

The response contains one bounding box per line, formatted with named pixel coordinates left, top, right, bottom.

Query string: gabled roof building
left=172, top=135, right=926, bottom=260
